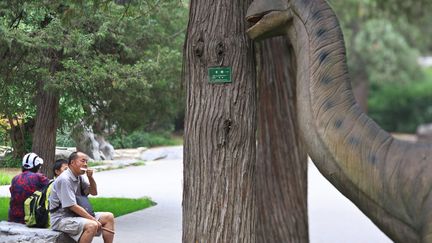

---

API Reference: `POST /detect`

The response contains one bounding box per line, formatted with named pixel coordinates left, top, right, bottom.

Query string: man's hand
left=95, top=219, right=102, bottom=231
left=86, top=168, right=94, bottom=178
left=87, top=168, right=98, bottom=196
left=70, top=204, right=95, bottom=220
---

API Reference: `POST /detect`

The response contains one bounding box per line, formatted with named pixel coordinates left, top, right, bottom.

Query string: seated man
left=49, top=152, right=114, bottom=243
left=9, top=153, right=49, bottom=224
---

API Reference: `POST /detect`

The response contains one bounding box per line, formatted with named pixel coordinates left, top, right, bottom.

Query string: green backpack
left=24, top=180, right=54, bottom=228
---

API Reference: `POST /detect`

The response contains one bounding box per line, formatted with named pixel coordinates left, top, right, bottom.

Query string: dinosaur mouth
left=245, top=12, right=266, bottom=33
left=245, top=11, right=271, bottom=40
left=246, top=13, right=265, bottom=25
left=245, top=10, right=290, bottom=40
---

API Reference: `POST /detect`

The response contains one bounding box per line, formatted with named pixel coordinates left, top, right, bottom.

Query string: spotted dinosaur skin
left=246, top=0, right=432, bottom=242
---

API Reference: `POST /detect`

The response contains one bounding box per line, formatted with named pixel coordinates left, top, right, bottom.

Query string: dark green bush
left=110, top=131, right=180, bottom=149
left=0, top=129, right=9, bottom=147
left=350, top=19, right=422, bottom=86
left=56, top=129, right=76, bottom=147
left=368, top=68, right=432, bottom=133
left=0, top=154, right=21, bottom=168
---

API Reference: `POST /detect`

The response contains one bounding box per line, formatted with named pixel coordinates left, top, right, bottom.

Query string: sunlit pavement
left=92, top=158, right=182, bottom=243
left=308, top=159, right=391, bottom=243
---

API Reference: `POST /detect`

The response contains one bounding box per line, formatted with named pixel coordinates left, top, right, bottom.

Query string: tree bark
left=8, top=117, right=26, bottom=159
left=256, top=37, right=309, bottom=242
left=32, top=79, right=59, bottom=179
left=8, top=118, right=34, bottom=159
left=352, top=79, right=369, bottom=113
left=182, top=0, right=256, bottom=242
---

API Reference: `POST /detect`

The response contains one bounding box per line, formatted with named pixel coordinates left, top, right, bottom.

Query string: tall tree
left=1, top=1, right=188, bottom=172
left=183, top=0, right=256, bottom=241
left=32, top=51, right=61, bottom=177
left=0, top=25, right=38, bottom=159
left=256, top=37, right=308, bottom=242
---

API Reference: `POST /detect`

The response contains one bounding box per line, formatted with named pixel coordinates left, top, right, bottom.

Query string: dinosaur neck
left=289, top=0, right=391, bottom=197
left=287, top=1, right=425, bottom=241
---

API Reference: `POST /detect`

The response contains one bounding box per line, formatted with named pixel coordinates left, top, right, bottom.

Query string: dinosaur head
left=245, top=0, right=292, bottom=41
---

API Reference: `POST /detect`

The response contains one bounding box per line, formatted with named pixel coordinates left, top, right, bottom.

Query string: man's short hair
left=68, top=152, right=80, bottom=165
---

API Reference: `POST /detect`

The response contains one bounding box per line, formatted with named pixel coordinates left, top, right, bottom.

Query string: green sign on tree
left=208, top=67, right=232, bottom=84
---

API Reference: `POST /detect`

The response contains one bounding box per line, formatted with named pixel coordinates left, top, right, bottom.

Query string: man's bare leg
left=79, top=220, right=98, bottom=243
left=99, top=212, right=115, bottom=243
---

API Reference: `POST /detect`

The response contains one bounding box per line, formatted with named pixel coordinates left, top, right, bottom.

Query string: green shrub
left=56, top=130, right=76, bottom=147
left=110, top=131, right=181, bottom=149
left=0, top=154, right=21, bottom=168
left=349, top=19, right=422, bottom=86
left=368, top=68, right=432, bottom=133
left=0, top=128, right=9, bottom=147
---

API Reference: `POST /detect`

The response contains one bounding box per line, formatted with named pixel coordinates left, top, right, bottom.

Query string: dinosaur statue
left=246, top=0, right=432, bottom=242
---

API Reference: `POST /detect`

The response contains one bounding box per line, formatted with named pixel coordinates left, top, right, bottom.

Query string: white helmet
left=22, top=153, right=44, bottom=169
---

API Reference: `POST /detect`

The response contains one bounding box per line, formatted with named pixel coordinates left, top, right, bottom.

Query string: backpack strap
left=49, top=206, right=61, bottom=213
left=47, top=180, right=60, bottom=213
left=78, top=176, right=87, bottom=196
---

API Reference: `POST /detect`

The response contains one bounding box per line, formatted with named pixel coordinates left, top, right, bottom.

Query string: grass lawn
left=0, top=168, right=20, bottom=186
left=91, top=197, right=156, bottom=217
left=0, top=197, right=155, bottom=221
left=0, top=173, right=12, bottom=186
left=0, top=197, right=8, bottom=220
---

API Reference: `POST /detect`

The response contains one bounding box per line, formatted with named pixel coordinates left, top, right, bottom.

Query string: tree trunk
left=32, top=78, right=59, bottom=179
left=8, top=117, right=26, bottom=159
left=352, top=79, right=369, bottom=113
left=256, top=37, right=309, bottom=242
left=8, top=118, right=35, bottom=159
left=182, top=0, right=256, bottom=242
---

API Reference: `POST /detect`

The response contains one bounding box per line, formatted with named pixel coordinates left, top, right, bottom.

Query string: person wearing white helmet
left=8, top=152, right=49, bottom=224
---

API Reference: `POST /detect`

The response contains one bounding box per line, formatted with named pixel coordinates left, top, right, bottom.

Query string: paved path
left=92, top=158, right=182, bottom=243
left=308, top=160, right=391, bottom=243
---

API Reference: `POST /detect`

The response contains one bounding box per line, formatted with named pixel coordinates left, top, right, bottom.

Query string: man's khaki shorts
left=52, top=213, right=102, bottom=242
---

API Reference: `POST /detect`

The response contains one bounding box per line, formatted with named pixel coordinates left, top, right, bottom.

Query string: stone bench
left=417, top=123, right=432, bottom=142
left=0, top=221, right=74, bottom=243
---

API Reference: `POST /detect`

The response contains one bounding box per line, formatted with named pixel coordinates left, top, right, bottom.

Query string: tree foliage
left=351, top=19, right=421, bottom=85
left=0, top=0, right=188, bottom=152
left=329, top=0, right=432, bottom=132
left=368, top=69, right=432, bottom=132
left=329, top=0, right=425, bottom=86
left=48, top=0, right=187, bottom=132
left=330, top=0, right=432, bottom=53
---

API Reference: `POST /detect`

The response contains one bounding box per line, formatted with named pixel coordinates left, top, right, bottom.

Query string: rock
left=95, top=135, right=115, bottom=160
left=416, top=123, right=432, bottom=142
left=70, top=122, right=118, bottom=161
left=55, top=148, right=75, bottom=161
left=71, top=124, right=102, bottom=160
left=0, top=146, right=12, bottom=161
left=114, top=147, right=147, bottom=160
left=140, top=146, right=183, bottom=161
left=0, top=146, right=12, bottom=156
left=418, top=56, right=432, bottom=67
left=0, top=221, right=74, bottom=243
